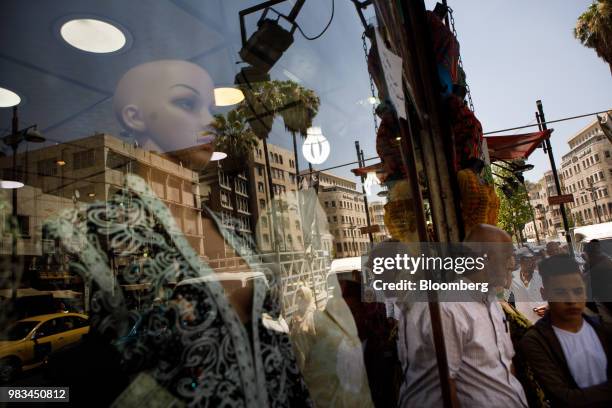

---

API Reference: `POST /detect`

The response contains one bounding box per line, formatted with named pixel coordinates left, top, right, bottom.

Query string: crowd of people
left=286, top=224, right=612, bottom=407
left=385, top=228, right=612, bottom=407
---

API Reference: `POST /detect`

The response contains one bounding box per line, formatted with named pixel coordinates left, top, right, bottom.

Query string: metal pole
left=588, top=180, right=603, bottom=224
left=355, top=141, right=374, bottom=244
left=351, top=224, right=357, bottom=256
left=10, top=107, right=19, bottom=303
left=292, top=133, right=301, bottom=188
left=536, top=101, right=574, bottom=256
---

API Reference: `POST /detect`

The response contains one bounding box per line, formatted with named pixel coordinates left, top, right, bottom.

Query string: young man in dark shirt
left=520, top=255, right=612, bottom=407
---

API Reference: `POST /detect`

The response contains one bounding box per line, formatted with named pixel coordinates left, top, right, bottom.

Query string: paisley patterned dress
left=46, top=174, right=312, bottom=407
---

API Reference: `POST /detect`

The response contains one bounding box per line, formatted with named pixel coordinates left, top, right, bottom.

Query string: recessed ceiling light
left=60, top=19, right=126, bottom=53
left=0, top=180, right=24, bottom=189
left=214, top=87, right=245, bottom=106
left=210, top=152, right=227, bottom=161
left=56, top=159, right=66, bottom=166
left=0, top=87, right=21, bottom=107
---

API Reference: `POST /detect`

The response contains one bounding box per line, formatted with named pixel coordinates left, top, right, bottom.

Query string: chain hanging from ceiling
left=361, top=31, right=379, bottom=133
left=448, top=7, right=474, bottom=113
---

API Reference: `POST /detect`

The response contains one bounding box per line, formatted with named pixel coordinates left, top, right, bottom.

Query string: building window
left=220, top=190, right=232, bottom=208
left=106, top=150, right=130, bottom=170
left=260, top=199, right=266, bottom=208
left=219, top=172, right=231, bottom=188
left=258, top=182, right=264, bottom=193
left=237, top=197, right=249, bottom=213
left=37, top=158, right=58, bottom=176
left=257, top=166, right=263, bottom=176
left=263, top=233, right=269, bottom=243
left=73, top=149, right=95, bottom=170
left=17, top=215, right=30, bottom=237
left=331, top=201, right=336, bottom=207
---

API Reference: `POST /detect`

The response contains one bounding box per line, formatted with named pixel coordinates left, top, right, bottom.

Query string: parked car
left=0, top=313, right=89, bottom=382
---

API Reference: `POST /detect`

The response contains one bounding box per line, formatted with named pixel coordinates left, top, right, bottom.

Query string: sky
left=429, top=0, right=612, bottom=182
left=3, top=1, right=609, bottom=190
left=270, top=0, right=612, bottom=190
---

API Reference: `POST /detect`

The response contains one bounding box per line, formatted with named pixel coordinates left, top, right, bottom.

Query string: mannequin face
left=114, top=60, right=215, bottom=157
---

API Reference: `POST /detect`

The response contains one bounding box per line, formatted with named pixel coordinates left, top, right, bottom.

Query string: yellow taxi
left=0, top=313, right=89, bottom=382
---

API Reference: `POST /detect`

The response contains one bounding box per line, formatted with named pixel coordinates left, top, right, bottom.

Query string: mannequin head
left=113, top=60, right=215, bottom=157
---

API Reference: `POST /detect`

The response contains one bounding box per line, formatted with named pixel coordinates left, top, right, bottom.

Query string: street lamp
left=582, top=178, right=603, bottom=224
left=343, top=221, right=359, bottom=257
left=2, top=107, right=45, bottom=302
left=585, top=179, right=603, bottom=224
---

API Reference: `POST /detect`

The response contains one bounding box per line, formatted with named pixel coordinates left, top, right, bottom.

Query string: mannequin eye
left=173, top=97, right=197, bottom=112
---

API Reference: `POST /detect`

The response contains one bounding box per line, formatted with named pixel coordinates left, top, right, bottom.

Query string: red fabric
left=485, top=130, right=551, bottom=161
left=447, top=95, right=483, bottom=170
left=427, top=11, right=460, bottom=83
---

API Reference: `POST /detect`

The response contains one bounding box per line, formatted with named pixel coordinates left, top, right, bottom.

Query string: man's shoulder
left=520, top=315, right=553, bottom=351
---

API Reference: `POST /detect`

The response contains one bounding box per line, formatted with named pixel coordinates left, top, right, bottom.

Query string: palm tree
left=277, top=81, right=320, bottom=138
left=217, top=78, right=321, bottom=252
left=236, top=80, right=285, bottom=251
left=276, top=81, right=320, bottom=193
left=209, top=109, right=259, bottom=160
left=574, top=0, right=612, bottom=74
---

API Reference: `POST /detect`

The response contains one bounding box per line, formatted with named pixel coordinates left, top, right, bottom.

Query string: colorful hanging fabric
left=447, top=95, right=483, bottom=171
left=427, top=11, right=460, bottom=93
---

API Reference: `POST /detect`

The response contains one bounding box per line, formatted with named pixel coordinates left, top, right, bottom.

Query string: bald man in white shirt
left=398, top=224, right=528, bottom=407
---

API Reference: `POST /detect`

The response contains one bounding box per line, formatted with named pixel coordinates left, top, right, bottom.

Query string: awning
left=484, top=130, right=551, bottom=161
left=350, top=162, right=383, bottom=177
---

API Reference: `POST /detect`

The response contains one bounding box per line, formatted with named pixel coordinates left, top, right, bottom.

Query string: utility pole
left=536, top=100, right=574, bottom=256
left=355, top=141, right=374, bottom=244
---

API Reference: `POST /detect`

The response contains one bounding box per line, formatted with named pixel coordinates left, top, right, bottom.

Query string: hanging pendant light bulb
left=302, top=127, right=330, bottom=165
left=363, top=171, right=380, bottom=196
left=210, top=152, right=227, bottom=161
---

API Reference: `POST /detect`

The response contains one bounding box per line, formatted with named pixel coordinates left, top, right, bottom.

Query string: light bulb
left=61, top=19, right=126, bottom=53
left=302, top=127, right=330, bottom=165
left=363, top=172, right=380, bottom=196
left=210, top=152, right=227, bottom=161
left=0, top=180, right=24, bottom=189
left=0, top=87, right=21, bottom=107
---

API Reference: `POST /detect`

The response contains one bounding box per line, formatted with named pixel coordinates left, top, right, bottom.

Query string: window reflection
left=0, top=1, right=387, bottom=406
